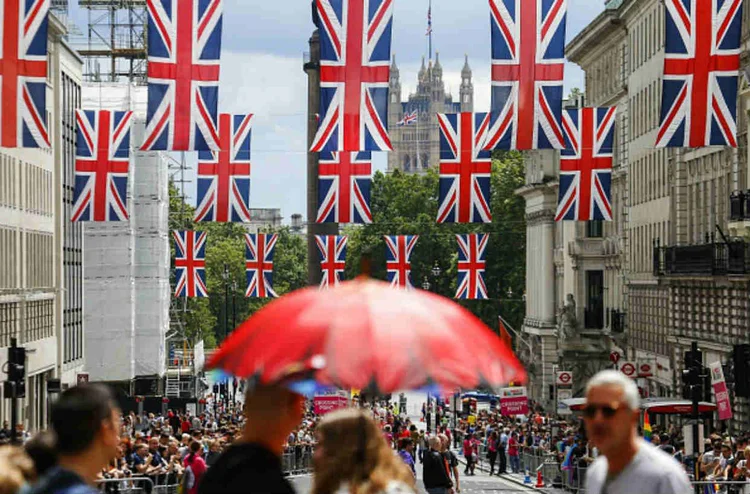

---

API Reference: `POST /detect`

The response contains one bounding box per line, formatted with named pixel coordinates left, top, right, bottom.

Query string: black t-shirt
left=198, top=443, right=294, bottom=494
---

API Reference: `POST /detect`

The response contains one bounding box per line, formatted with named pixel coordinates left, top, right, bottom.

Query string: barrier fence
left=282, top=447, right=314, bottom=475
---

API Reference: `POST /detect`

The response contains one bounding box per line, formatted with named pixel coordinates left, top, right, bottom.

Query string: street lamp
left=232, top=280, right=238, bottom=331
left=432, top=262, right=441, bottom=278
left=422, top=276, right=431, bottom=291
left=507, top=287, right=514, bottom=299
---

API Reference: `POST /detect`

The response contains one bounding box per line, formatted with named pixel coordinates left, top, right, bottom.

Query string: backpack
left=182, top=465, right=195, bottom=491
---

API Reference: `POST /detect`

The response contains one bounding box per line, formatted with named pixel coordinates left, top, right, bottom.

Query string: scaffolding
left=77, top=0, right=147, bottom=84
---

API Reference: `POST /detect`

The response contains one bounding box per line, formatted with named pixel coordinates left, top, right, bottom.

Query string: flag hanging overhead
left=656, top=0, right=743, bottom=148
left=245, top=233, right=279, bottom=299
left=397, top=110, right=418, bottom=126
left=316, top=235, right=348, bottom=289
left=317, top=151, right=373, bottom=224
left=484, top=0, right=566, bottom=151
left=194, top=114, right=253, bottom=223
left=72, top=110, right=133, bottom=222
left=556, top=107, right=616, bottom=222
left=456, top=234, right=489, bottom=300
left=173, top=231, right=208, bottom=298
left=142, top=0, right=223, bottom=151
left=384, top=235, right=418, bottom=289
left=310, top=0, right=394, bottom=152
left=0, top=0, right=51, bottom=148
left=437, top=112, right=492, bottom=224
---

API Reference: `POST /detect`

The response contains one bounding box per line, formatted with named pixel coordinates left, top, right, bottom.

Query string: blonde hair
left=311, top=409, right=415, bottom=494
left=0, top=446, right=35, bottom=494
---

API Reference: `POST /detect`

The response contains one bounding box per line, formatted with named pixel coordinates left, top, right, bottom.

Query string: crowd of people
left=1, top=371, right=749, bottom=494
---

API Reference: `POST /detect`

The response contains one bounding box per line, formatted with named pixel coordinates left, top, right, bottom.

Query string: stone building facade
left=519, top=0, right=750, bottom=428
left=0, top=14, right=84, bottom=431
left=387, top=55, right=474, bottom=172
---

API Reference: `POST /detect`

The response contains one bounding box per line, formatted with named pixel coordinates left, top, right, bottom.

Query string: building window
left=585, top=270, right=605, bottom=329
left=587, top=220, right=604, bottom=238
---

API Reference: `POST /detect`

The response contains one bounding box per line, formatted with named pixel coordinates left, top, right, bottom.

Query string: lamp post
left=232, top=280, right=238, bottom=331
left=421, top=262, right=442, bottom=434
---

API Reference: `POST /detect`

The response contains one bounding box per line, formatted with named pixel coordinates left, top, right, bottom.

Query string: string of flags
left=173, top=231, right=492, bottom=300
left=1, top=1, right=744, bottom=293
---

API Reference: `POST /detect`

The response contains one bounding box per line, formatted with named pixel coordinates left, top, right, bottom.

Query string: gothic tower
left=460, top=55, right=474, bottom=112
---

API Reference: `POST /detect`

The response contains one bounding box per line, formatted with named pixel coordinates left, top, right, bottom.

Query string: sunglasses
left=582, top=403, right=621, bottom=419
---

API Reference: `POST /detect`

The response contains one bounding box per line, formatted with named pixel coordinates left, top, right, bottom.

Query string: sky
left=67, top=0, right=605, bottom=224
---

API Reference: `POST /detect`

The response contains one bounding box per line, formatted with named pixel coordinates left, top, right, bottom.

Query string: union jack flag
left=397, top=110, right=418, bottom=126
left=316, top=235, right=348, bottom=289
left=173, top=231, right=208, bottom=298
left=384, top=235, right=418, bottom=289
left=194, top=114, right=253, bottom=223
left=556, top=107, right=616, bottom=222
left=72, top=110, right=133, bottom=222
left=456, top=234, right=489, bottom=300
left=437, top=112, right=492, bottom=224
left=310, top=0, right=394, bottom=153
left=317, top=152, right=372, bottom=224
left=0, top=0, right=50, bottom=148
left=142, top=0, right=223, bottom=151
left=484, top=0, right=567, bottom=151
left=245, top=233, right=279, bottom=299
left=656, top=0, right=743, bottom=148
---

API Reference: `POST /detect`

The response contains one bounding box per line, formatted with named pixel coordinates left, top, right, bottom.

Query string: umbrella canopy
left=207, top=278, right=526, bottom=394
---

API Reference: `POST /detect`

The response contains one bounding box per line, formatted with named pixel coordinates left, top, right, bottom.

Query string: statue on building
left=557, top=294, right=579, bottom=342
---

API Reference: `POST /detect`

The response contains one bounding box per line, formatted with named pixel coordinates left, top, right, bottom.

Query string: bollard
left=524, top=470, right=531, bottom=484
left=535, top=467, right=545, bottom=488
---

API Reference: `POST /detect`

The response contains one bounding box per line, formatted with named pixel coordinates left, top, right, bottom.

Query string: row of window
left=630, top=149, right=669, bottom=206
left=587, top=43, right=626, bottom=104
left=686, top=173, right=732, bottom=245
left=629, top=79, right=662, bottom=140
left=631, top=220, right=669, bottom=274
left=0, top=299, right=54, bottom=348
left=629, top=3, right=664, bottom=72
left=629, top=287, right=669, bottom=357
left=0, top=229, right=54, bottom=289
left=0, top=153, right=54, bottom=215
left=673, top=286, right=749, bottom=339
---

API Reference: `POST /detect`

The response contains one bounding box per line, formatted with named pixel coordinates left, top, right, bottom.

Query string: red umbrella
left=207, top=278, right=526, bottom=394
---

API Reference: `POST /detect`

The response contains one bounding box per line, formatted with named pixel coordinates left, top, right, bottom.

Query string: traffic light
left=213, top=384, right=219, bottom=395
left=682, top=349, right=702, bottom=400
left=7, top=345, right=25, bottom=383
left=733, top=344, right=750, bottom=398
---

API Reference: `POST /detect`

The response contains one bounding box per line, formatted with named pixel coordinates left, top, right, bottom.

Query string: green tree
left=344, top=151, right=527, bottom=332
left=168, top=185, right=307, bottom=347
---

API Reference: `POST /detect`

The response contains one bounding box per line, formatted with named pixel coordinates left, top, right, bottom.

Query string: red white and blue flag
left=245, top=233, right=279, bottom=299
left=173, top=231, right=208, bottom=298
left=484, top=0, right=566, bottom=151
left=310, top=0, right=394, bottom=152
left=316, top=235, right=348, bottom=289
left=656, top=0, right=743, bottom=148
left=72, top=110, right=133, bottom=222
left=194, top=113, right=253, bottom=223
left=397, top=110, right=418, bottom=126
left=556, top=107, right=616, bottom=222
left=456, top=234, right=489, bottom=300
left=437, top=112, right=492, bottom=224
left=0, top=0, right=50, bottom=148
left=142, top=0, right=223, bottom=151
left=317, top=151, right=373, bottom=224
left=385, top=235, right=418, bottom=289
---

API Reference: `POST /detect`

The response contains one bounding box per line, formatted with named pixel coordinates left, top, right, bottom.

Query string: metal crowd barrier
left=560, top=464, right=588, bottom=493
left=690, top=480, right=750, bottom=494
left=96, top=477, right=154, bottom=494
left=282, top=448, right=314, bottom=475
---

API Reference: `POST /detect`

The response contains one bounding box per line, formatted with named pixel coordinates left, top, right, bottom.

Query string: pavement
left=290, top=458, right=541, bottom=494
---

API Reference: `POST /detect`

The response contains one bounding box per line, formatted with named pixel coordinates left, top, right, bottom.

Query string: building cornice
left=566, top=10, right=622, bottom=64
left=526, top=210, right=555, bottom=226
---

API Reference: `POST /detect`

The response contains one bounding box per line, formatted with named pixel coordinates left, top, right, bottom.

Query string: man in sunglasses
left=583, top=370, right=691, bottom=494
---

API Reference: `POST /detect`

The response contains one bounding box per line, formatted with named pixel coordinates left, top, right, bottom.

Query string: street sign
left=620, top=361, right=637, bottom=378
left=709, top=361, right=733, bottom=421
left=610, top=351, right=621, bottom=364
left=500, top=387, right=529, bottom=416
left=557, top=389, right=573, bottom=416
left=556, top=371, right=573, bottom=386
left=638, top=361, right=654, bottom=377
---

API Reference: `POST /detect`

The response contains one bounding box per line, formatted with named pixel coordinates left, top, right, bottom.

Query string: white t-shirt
left=585, top=440, right=691, bottom=494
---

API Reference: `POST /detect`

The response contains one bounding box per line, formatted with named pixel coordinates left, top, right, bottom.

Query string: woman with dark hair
left=312, top=409, right=416, bottom=494
left=183, top=441, right=207, bottom=494
left=487, top=431, right=499, bottom=476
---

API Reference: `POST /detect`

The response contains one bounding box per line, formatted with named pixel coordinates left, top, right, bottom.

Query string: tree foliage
left=344, top=151, right=527, bottom=332
left=168, top=184, right=307, bottom=347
